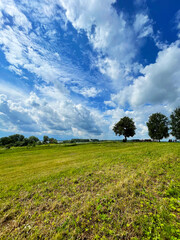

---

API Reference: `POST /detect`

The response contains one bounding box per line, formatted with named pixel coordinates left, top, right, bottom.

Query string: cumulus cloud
left=0, top=83, right=103, bottom=136
left=97, top=58, right=120, bottom=81
left=110, top=41, right=180, bottom=107
left=0, top=94, right=39, bottom=133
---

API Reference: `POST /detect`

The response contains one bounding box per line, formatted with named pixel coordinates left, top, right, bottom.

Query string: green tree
left=170, top=107, right=180, bottom=140
left=43, top=135, right=49, bottom=144
left=0, top=135, right=28, bottom=147
left=9, top=134, right=25, bottom=146
left=9, top=134, right=24, bottom=143
left=0, top=137, right=11, bottom=146
left=146, top=113, right=169, bottom=142
left=49, top=138, right=58, bottom=144
left=21, top=138, right=29, bottom=146
left=28, top=136, right=39, bottom=145
left=113, top=116, right=136, bottom=142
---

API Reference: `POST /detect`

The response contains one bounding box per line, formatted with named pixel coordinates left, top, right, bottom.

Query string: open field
left=0, top=142, right=180, bottom=239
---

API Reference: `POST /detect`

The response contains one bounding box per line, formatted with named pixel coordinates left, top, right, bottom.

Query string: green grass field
left=0, top=142, right=180, bottom=240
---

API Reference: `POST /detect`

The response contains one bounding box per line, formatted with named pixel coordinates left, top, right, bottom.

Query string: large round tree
left=113, top=116, right=136, bottom=142
left=146, top=113, right=169, bottom=142
left=170, top=107, right=180, bottom=140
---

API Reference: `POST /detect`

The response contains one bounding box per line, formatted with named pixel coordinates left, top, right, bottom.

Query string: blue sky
left=0, top=0, right=180, bottom=140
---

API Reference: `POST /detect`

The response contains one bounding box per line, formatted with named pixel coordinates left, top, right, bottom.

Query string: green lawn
left=0, top=142, right=180, bottom=239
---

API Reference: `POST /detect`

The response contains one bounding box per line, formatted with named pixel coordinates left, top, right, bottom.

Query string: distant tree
left=113, top=116, right=136, bottom=142
left=43, top=135, right=49, bottom=144
left=8, top=134, right=25, bottom=146
left=0, top=137, right=11, bottom=146
left=146, top=113, right=169, bottom=142
left=21, top=138, right=29, bottom=146
left=49, top=138, right=58, bottom=144
left=28, top=136, right=39, bottom=145
left=0, top=134, right=27, bottom=147
left=170, top=107, right=180, bottom=140
left=9, top=134, right=25, bottom=144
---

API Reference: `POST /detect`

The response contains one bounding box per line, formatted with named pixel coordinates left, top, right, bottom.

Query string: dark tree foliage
left=0, top=137, right=11, bottom=146
left=146, top=113, right=169, bottom=142
left=28, top=136, right=39, bottom=144
left=170, top=107, right=180, bottom=140
left=49, top=138, right=58, bottom=144
left=0, top=134, right=58, bottom=148
left=0, top=134, right=28, bottom=147
left=21, top=138, right=29, bottom=146
left=113, top=116, right=136, bottom=142
left=43, top=135, right=49, bottom=144
left=9, top=134, right=25, bottom=144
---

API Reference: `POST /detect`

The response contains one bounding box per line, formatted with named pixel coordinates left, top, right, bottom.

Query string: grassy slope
left=0, top=142, right=180, bottom=240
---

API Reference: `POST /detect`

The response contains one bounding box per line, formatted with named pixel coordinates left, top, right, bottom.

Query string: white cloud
left=97, top=57, right=120, bottom=81
left=71, top=86, right=101, bottom=98
left=0, top=1, right=108, bottom=137
left=0, top=94, right=39, bottom=133
left=19, top=0, right=59, bottom=23
left=9, top=65, right=23, bottom=75
left=0, top=10, right=4, bottom=26
left=104, top=100, right=116, bottom=108
left=0, top=23, right=65, bottom=84
left=0, top=0, right=32, bottom=32
left=58, top=0, right=153, bottom=83
left=0, top=82, right=103, bottom=136
left=133, top=13, right=153, bottom=38
left=0, top=80, right=27, bottom=99
left=110, top=41, right=180, bottom=108
left=0, top=5, right=102, bottom=93
left=0, top=2, right=69, bottom=84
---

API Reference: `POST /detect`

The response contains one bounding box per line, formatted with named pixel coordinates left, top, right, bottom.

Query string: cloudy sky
left=0, top=0, right=180, bottom=140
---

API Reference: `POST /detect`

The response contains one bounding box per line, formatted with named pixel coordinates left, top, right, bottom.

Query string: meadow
left=0, top=142, right=179, bottom=239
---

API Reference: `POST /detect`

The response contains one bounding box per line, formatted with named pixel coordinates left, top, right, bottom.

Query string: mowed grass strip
left=0, top=142, right=180, bottom=239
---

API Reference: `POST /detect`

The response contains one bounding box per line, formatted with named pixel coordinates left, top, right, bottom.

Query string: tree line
left=0, top=135, right=100, bottom=148
left=0, top=135, right=58, bottom=148
left=113, top=107, right=180, bottom=142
